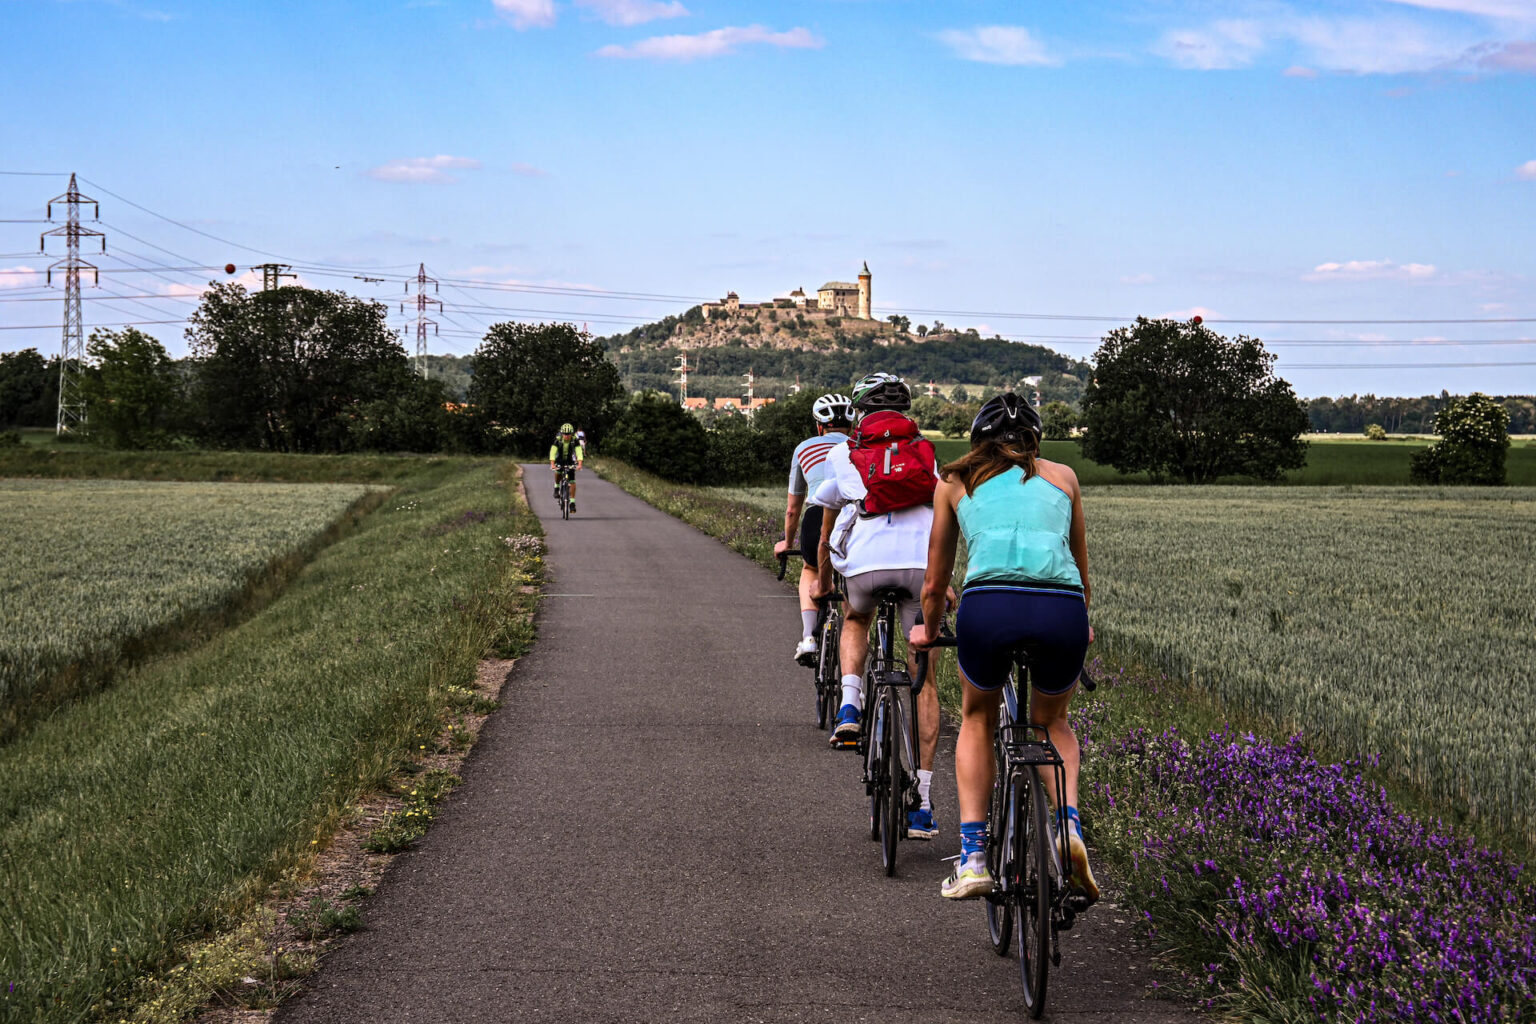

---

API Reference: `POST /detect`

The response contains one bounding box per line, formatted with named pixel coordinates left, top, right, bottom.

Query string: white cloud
left=365, top=155, right=482, bottom=184
left=1289, top=16, right=1457, bottom=74
left=595, top=24, right=823, bottom=60
left=936, top=26, right=1060, bottom=66
left=0, top=266, right=42, bottom=290
left=1120, top=273, right=1156, bottom=285
left=1154, top=19, right=1265, bottom=69
left=1516, top=159, right=1536, bottom=179
left=509, top=162, right=548, bottom=177
left=1163, top=306, right=1226, bottom=320
left=1153, top=8, right=1536, bottom=75
left=1305, top=259, right=1437, bottom=281
left=493, top=0, right=556, bottom=30
left=576, top=0, right=687, bottom=26
left=1382, top=0, right=1536, bottom=21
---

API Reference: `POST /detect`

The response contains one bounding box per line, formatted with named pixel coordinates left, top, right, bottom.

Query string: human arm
left=911, top=477, right=962, bottom=650
left=575, top=443, right=585, bottom=467
left=812, top=504, right=839, bottom=599
left=776, top=492, right=805, bottom=558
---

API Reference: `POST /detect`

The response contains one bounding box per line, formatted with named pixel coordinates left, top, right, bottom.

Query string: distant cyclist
left=812, top=371, right=949, bottom=840
left=773, top=393, right=854, bottom=665
left=576, top=428, right=588, bottom=452
left=549, top=423, right=585, bottom=513
left=909, top=393, right=1097, bottom=903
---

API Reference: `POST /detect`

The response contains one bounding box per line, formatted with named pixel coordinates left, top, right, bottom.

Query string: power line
left=0, top=319, right=186, bottom=330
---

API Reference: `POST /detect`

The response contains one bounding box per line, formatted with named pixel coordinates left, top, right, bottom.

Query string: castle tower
left=857, top=261, right=872, bottom=320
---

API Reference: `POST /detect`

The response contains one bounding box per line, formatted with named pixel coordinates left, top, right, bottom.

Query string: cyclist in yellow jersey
left=549, top=423, right=585, bottom=512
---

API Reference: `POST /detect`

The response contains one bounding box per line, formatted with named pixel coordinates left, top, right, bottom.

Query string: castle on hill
left=702, top=261, right=873, bottom=321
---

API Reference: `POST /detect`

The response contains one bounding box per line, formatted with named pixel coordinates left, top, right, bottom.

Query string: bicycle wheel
left=985, top=744, right=1013, bottom=956
left=879, top=693, right=902, bottom=876
left=866, top=696, right=883, bottom=842
left=820, top=612, right=843, bottom=740
left=1015, top=769, right=1052, bottom=1017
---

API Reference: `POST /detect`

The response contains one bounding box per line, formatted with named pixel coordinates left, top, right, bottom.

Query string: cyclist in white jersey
left=773, top=394, right=853, bottom=664
left=812, top=372, right=952, bottom=840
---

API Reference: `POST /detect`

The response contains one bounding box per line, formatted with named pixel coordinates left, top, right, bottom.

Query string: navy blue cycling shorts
left=955, top=584, right=1090, bottom=695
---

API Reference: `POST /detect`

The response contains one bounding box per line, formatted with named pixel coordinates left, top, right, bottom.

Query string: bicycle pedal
left=1065, top=893, right=1093, bottom=914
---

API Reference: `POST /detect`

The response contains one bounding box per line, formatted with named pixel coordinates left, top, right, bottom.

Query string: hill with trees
left=595, top=305, right=1091, bottom=406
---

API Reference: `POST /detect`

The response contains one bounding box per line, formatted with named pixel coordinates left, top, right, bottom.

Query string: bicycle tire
left=866, top=695, right=883, bottom=842
left=1016, top=770, right=1052, bottom=1017
left=879, top=692, right=902, bottom=876
left=985, top=740, right=1013, bottom=956
left=820, top=612, right=843, bottom=740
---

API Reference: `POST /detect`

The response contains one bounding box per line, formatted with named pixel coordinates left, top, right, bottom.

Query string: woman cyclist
left=908, top=393, right=1097, bottom=904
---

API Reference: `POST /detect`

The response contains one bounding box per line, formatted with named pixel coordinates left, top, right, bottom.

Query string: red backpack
left=849, top=411, right=938, bottom=515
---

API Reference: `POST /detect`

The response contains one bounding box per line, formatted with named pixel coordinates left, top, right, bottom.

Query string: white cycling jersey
left=812, top=441, right=933, bottom=576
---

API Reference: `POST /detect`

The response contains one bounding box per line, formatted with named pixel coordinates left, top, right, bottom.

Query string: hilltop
left=596, top=304, right=1092, bottom=404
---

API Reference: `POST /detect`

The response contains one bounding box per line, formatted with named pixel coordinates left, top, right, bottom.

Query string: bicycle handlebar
left=775, top=549, right=801, bottom=580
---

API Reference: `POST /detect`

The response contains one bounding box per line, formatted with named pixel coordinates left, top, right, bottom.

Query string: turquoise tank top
left=957, top=468, right=1081, bottom=589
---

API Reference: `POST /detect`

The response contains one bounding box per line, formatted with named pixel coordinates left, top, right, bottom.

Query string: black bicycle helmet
left=970, top=392, right=1042, bottom=446
left=850, top=372, right=912, bottom=411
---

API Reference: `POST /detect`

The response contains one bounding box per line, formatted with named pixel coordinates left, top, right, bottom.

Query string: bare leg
left=908, top=649, right=940, bottom=771
left=1029, top=685, right=1080, bottom=813
left=797, top=562, right=815, bottom=613
left=839, top=608, right=872, bottom=692
left=955, top=672, right=1002, bottom=823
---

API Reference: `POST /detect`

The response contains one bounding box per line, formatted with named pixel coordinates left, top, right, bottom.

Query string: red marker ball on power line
left=1191, top=315, right=1203, bottom=326
left=225, top=263, right=237, bottom=275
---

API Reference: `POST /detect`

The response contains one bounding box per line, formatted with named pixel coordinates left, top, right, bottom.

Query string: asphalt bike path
left=277, top=468, right=1199, bottom=1023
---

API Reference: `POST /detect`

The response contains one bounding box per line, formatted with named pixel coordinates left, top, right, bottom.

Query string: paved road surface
left=276, top=468, right=1198, bottom=1023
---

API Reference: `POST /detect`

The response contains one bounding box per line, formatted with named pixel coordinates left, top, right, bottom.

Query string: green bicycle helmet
left=560, top=423, right=575, bottom=434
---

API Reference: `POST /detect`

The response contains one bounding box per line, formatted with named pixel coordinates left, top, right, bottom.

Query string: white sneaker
left=793, top=637, right=817, bottom=666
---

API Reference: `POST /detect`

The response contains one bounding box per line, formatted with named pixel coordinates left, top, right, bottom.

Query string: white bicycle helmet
left=812, top=393, right=854, bottom=425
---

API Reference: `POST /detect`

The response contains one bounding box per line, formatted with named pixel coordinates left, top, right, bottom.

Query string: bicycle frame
left=860, top=591, right=921, bottom=874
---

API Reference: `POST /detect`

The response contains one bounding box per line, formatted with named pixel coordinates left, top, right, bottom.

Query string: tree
left=886, top=314, right=911, bottom=333
left=1042, top=401, right=1078, bottom=441
left=187, top=283, right=411, bottom=452
left=1081, top=317, right=1309, bottom=483
left=468, top=321, right=625, bottom=454
left=1364, top=423, right=1387, bottom=441
left=915, top=324, right=929, bottom=338
left=1409, top=393, right=1510, bottom=485
left=349, top=375, right=461, bottom=453
left=0, top=348, right=58, bottom=427
left=80, top=328, right=184, bottom=448
left=605, top=391, right=709, bottom=482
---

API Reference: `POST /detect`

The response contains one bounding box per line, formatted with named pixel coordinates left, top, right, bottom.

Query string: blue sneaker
left=906, top=807, right=937, bottom=840
left=830, top=704, right=860, bottom=746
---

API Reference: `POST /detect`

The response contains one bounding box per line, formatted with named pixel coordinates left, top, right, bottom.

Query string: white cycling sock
left=841, top=674, right=864, bottom=710
left=800, top=610, right=818, bottom=638
left=917, top=769, right=934, bottom=811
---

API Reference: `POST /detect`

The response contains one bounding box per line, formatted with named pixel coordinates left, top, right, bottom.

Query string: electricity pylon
left=41, top=174, right=104, bottom=436
left=403, top=263, right=440, bottom=378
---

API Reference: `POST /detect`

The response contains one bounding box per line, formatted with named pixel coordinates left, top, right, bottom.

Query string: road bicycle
left=554, top=465, right=574, bottom=520
left=777, top=551, right=845, bottom=733
left=917, top=636, right=1097, bottom=1018
left=856, top=586, right=923, bottom=877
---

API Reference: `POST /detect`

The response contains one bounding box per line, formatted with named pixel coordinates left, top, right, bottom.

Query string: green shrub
left=605, top=391, right=710, bottom=483
left=1410, top=393, right=1510, bottom=485
left=0, top=430, right=20, bottom=447
left=1364, top=423, right=1387, bottom=441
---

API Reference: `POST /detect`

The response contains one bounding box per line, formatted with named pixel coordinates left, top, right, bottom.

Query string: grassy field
left=0, top=455, right=541, bottom=1024
left=0, top=445, right=450, bottom=484
left=927, top=436, right=1536, bottom=486
left=0, top=480, right=379, bottom=739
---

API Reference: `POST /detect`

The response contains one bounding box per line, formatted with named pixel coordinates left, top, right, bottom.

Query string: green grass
left=0, top=480, right=381, bottom=739
left=0, top=458, right=542, bottom=1024
left=0, top=446, right=453, bottom=484
left=928, top=436, right=1536, bottom=486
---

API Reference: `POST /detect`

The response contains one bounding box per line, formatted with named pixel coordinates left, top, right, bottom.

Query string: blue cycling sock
left=959, top=820, right=987, bottom=859
left=1058, top=806, right=1081, bottom=834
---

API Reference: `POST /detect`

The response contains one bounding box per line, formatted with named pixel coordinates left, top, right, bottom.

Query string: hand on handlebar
left=908, top=621, right=936, bottom=652
left=773, top=539, right=789, bottom=558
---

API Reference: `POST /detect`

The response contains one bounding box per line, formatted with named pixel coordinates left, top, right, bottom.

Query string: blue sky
left=2, top=0, right=1533, bottom=398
